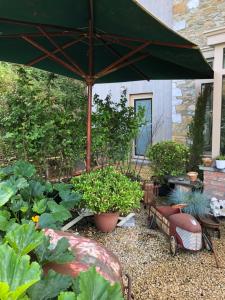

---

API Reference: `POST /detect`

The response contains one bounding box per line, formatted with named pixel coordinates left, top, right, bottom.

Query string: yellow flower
left=32, top=215, right=39, bottom=223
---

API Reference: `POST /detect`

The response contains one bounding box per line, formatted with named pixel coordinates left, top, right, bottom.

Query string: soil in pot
left=94, top=212, right=119, bottom=233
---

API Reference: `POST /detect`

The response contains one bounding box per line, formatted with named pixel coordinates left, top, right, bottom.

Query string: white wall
left=93, top=0, right=173, bottom=142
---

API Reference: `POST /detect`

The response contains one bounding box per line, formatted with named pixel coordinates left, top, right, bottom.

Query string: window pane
left=201, top=83, right=213, bottom=153
left=221, top=77, right=225, bottom=154
left=134, top=98, right=152, bottom=156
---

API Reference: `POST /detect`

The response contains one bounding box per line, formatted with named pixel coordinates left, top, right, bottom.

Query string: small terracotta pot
left=202, top=157, right=212, bottom=167
left=187, top=171, right=198, bottom=182
left=94, top=212, right=119, bottom=233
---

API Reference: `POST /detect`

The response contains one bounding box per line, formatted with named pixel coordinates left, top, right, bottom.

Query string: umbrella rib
left=37, top=26, right=86, bottom=77
left=95, top=41, right=150, bottom=78
left=27, top=37, right=85, bottom=66
left=0, top=31, right=85, bottom=39
left=96, top=53, right=150, bottom=79
left=22, top=35, right=85, bottom=78
left=0, top=17, right=85, bottom=34
left=98, top=38, right=150, bottom=81
left=98, top=33, right=197, bottom=49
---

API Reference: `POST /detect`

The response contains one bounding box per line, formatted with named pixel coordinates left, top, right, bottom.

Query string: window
left=201, top=83, right=213, bottom=153
left=134, top=98, right=152, bottom=156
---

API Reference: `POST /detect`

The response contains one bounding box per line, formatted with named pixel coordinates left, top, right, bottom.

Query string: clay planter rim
left=94, top=212, right=119, bottom=233
left=202, top=157, right=212, bottom=167
left=187, top=171, right=198, bottom=182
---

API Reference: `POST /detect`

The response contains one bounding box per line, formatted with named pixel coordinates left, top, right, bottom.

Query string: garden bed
left=76, top=205, right=225, bottom=300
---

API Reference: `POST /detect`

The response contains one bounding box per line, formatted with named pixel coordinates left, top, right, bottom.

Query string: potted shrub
left=147, top=141, right=189, bottom=195
left=215, top=155, right=225, bottom=170
left=72, top=166, right=143, bottom=232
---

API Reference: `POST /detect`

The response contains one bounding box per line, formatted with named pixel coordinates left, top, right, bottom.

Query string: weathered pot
left=187, top=171, right=198, bottom=182
left=94, top=212, right=119, bottom=232
left=202, top=157, right=212, bottom=167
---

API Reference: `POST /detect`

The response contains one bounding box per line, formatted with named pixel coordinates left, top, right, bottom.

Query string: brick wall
left=204, top=170, right=225, bottom=198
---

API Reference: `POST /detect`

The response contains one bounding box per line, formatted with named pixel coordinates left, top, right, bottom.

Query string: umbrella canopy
left=0, top=0, right=213, bottom=170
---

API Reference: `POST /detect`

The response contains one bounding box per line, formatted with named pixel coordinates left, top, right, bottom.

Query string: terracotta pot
left=94, top=212, right=119, bottom=233
left=187, top=171, right=198, bottom=182
left=202, top=157, right=212, bottom=167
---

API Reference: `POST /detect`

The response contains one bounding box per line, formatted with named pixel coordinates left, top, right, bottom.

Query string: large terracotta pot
left=94, top=212, right=119, bottom=232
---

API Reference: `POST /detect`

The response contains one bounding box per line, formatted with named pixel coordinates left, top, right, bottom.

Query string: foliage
left=0, top=222, right=124, bottom=299
left=27, top=270, right=72, bottom=300
left=0, top=160, right=81, bottom=229
left=0, top=64, right=87, bottom=177
left=72, top=166, right=143, bottom=214
left=216, top=155, right=225, bottom=160
left=5, top=222, right=44, bottom=255
left=187, top=86, right=210, bottom=172
left=92, top=90, right=145, bottom=164
left=147, top=141, right=190, bottom=181
left=168, top=189, right=210, bottom=217
left=0, top=244, right=41, bottom=300
left=35, top=236, right=74, bottom=265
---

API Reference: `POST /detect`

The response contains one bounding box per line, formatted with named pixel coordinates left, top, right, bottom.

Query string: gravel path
left=77, top=206, right=225, bottom=300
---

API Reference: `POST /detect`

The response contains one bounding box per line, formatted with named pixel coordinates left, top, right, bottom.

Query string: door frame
left=129, top=93, right=153, bottom=158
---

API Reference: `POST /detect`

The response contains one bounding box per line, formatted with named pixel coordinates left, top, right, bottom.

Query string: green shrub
left=147, top=141, right=190, bottom=180
left=72, top=166, right=143, bottom=214
left=216, top=155, right=225, bottom=160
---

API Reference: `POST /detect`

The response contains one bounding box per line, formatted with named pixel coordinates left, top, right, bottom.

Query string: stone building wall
left=172, top=0, right=225, bottom=143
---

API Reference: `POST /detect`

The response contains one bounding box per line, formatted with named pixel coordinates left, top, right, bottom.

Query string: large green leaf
left=35, top=236, right=74, bottom=265
left=13, top=161, right=36, bottom=178
left=58, top=292, right=77, bottom=300
left=75, top=267, right=124, bottom=300
left=32, top=198, right=47, bottom=214
left=47, top=201, right=71, bottom=221
left=60, top=191, right=81, bottom=210
left=10, top=196, right=29, bottom=213
left=27, top=270, right=72, bottom=300
left=0, top=181, right=16, bottom=207
left=0, top=209, right=13, bottom=232
left=5, top=223, right=44, bottom=255
left=8, top=176, right=29, bottom=191
left=0, top=244, right=41, bottom=300
left=38, top=213, right=59, bottom=229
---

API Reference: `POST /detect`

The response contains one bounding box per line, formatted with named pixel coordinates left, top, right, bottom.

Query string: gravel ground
left=76, top=206, right=225, bottom=300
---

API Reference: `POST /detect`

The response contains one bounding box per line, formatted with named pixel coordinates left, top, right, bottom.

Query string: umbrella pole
left=86, top=81, right=93, bottom=172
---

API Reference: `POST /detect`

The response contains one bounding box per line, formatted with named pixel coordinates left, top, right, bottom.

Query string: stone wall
left=172, top=0, right=225, bottom=143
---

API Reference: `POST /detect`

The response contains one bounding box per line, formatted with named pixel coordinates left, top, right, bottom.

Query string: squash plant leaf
left=0, top=181, right=16, bottom=207
left=13, top=161, right=36, bottom=178
left=47, top=201, right=71, bottom=221
left=35, top=236, right=74, bottom=265
left=5, top=223, right=44, bottom=255
left=32, top=198, right=47, bottom=214
left=27, top=270, right=72, bottom=300
left=58, top=292, right=77, bottom=300
left=75, top=267, right=124, bottom=300
left=0, top=244, right=41, bottom=300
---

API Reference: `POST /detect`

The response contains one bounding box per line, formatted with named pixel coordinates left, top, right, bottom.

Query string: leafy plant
left=0, top=160, right=81, bottom=229
left=35, top=236, right=74, bottom=265
left=5, top=222, right=44, bottom=255
left=58, top=267, right=124, bottom=300
left=187, top=86, right=211, bottom=172
left=0, top=244, right=41, bottom=300
left=27, top=270, right=72, bottom=300
left=72, top=166, right=143, bottom=214
left=147, top=141, right=190, bottom=182
left=92, top=90, right=145, bottom=165
left=0, top=65, right=87, bottom=178
left=168, top=189, right=210, bottom=217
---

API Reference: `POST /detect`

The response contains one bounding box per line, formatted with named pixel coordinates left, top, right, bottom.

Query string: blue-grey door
left=134, top=98, right=152, bottom=156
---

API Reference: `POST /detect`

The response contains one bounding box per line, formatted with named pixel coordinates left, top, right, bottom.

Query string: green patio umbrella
left=0, top=0, right=213, bottom=171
